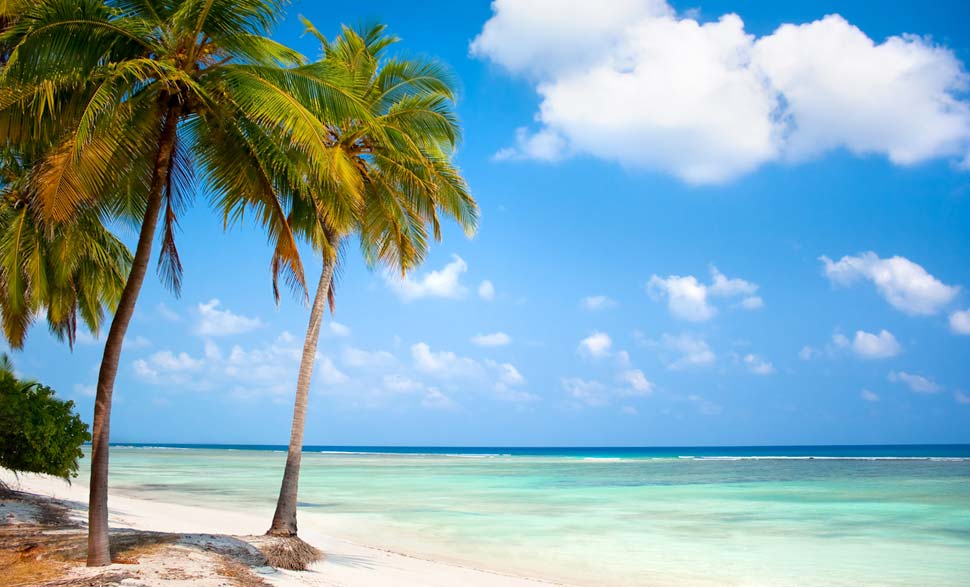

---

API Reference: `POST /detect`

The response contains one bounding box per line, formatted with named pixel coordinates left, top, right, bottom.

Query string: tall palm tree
left=0, top=147, right=132, bottom=348
left=0, top=0, right=370, bottom=566
left=262, top=23, right=478, bottom=541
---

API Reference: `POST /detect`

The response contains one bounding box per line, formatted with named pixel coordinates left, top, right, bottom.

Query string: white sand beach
left=1, top=471, right=568, bottom=587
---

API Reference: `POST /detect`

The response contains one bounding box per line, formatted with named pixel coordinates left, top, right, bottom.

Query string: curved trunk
left=268, top=245, right=338, bottom=537
left=87, top=106, right=180, bottom=566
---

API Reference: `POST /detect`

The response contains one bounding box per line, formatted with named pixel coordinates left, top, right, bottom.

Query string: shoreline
left=1, top=471, right=570, bottom=587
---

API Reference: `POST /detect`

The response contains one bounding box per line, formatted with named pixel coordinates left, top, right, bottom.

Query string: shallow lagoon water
left=92, top=445, right=970, bottom=586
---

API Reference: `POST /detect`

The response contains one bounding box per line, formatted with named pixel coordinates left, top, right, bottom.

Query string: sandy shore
left=1, top=471, right=567, bottom=587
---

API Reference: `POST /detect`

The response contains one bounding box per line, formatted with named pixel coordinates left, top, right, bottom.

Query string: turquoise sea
left=96, top=444, right=970, bottom=586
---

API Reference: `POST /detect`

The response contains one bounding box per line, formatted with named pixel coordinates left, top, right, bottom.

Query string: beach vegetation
left=0, top=354, right=90, bottom=481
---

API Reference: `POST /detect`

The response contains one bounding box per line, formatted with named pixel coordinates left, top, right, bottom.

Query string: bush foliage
left=0, top=354, right=90, bottom=479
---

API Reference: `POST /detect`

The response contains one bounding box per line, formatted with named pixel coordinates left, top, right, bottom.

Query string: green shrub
left=0, top=354, right=90, bottom=479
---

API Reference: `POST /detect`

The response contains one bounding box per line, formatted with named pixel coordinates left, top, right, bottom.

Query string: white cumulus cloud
left=386, top=255, right=469, bottom=301
left=820, top=252, right=958, bottom=315
left=412, top=342, right=484, bottom=378
left=471, top=0, right=673, bottom=78
left=131, top=333, right=325, bottom=398
left=473, top=3, right=970, bottom=183
left=578, top=332, right=613, bottom=358
left=648, top=266, right=760, bottom=321
left=409, top=344, right=534, bottom=403
left=849, top=330, right=902, bottom=359
left=753, top=16, right=970, bottom=165
left=648, top=275, right=714, bottom=321
left=133, top=351, right=202, bottom=382
left=949, top=309, right=970, bottom=334
left=618, top=369, right=654, bottom=395
left=491, top=361, right=526, bottom=386
left=861, top=389, right=880, bottom=402
left=709, top=266, right=760, bottom=297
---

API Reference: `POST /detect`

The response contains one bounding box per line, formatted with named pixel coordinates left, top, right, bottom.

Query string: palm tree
left=0, top=0, right=370, bottom=566
left=262, top=23, right=478, bottom=541
left=0, top=0, right=27, bottom=63
left=0, top=147, right=132, bottom=348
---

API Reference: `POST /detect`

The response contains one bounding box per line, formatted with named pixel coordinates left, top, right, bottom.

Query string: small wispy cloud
left=561, top=377, right=610, bottom=407
left=581, top=295, right=617, bottom=311
left=478, top=280, right=496, bottom=301
left=385, top=255, right=469, bottom=301
left=328, top=322, right=351, bottom=337
left=195, top=299, right=263, bottom=337
left=888, top=371, right=941, bottom=394
left=470, top=332, right=511, bottom=347
left=742, top=353, right=775, bottom=375
left=657, top=333, right=715, bottom=370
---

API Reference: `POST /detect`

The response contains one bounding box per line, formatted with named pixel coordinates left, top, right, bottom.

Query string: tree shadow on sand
left=0, top=489, right=299, bottom=586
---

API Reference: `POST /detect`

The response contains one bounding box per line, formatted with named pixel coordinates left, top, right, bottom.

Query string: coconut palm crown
left=0, top=147, right=132, bottom=348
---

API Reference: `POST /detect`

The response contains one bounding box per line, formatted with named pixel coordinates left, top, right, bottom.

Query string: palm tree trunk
left=268, top=244, right=338, bottom=537
left=87, top=105, right=180, bottom=566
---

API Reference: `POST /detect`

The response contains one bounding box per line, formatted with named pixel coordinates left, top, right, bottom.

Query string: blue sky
left=13, top=0, right=970, bottom=446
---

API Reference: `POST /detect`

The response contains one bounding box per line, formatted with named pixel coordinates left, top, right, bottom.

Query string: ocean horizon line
left=95, top=442, right=970, bottom=460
